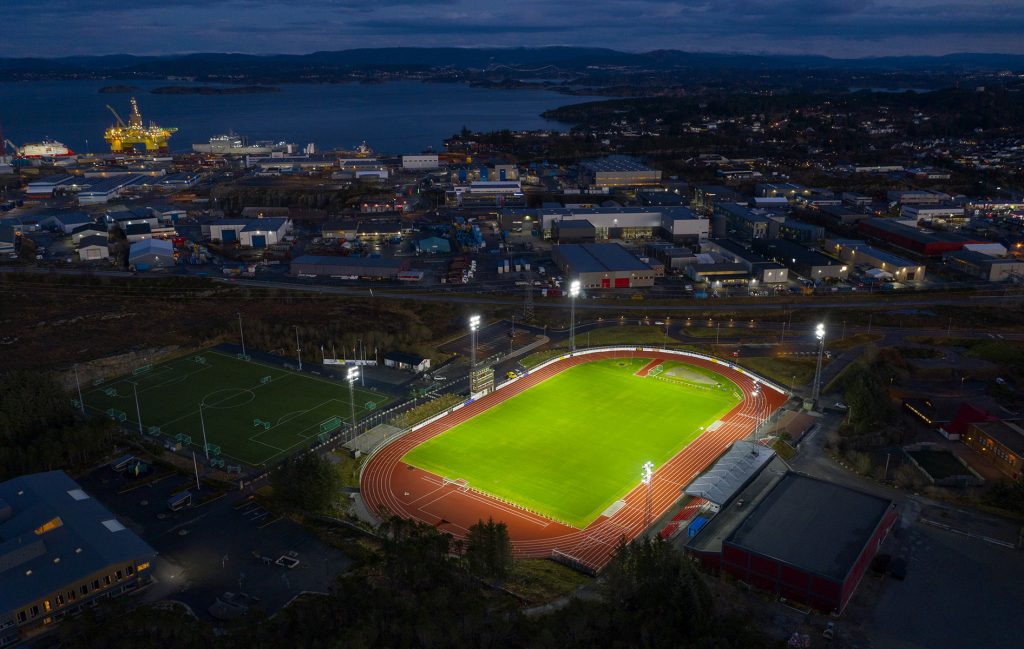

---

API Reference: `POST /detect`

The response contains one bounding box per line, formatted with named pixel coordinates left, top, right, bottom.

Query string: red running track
left=361, top=349, right=787, bottom=573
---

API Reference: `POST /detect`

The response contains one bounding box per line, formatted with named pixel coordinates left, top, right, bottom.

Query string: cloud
left=1, top=0, right=1023, bottom=57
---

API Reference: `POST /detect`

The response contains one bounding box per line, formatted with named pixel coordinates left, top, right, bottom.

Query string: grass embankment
left=739, top=356, right=821, bottom=387
left=830, top=333, right=884, bottom=350
left=505, top=560, right=592, bottom=604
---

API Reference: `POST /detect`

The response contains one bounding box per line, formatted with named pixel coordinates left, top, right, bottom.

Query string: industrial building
left=716, top=203, right=778, bottom=242
left=239, top=218, right=290, bottom=248
left=128, top=239, right=175, bottom=270
left=552, top=219, right=596, bottom=244
left=685, top=449, right=897, bottom=614
left=700, top=239, right=789, bottom=284
left=963, top=420, right=1024, bottom=480
left=778, top=219, right=825, bottom=244
left=401, top=154, right=440, bottom=170
left=39, top=212, right=91, bottom=235
left=752, top=238, right=848, bottom=281
left=290, top=255, right=408, bottom=279
left=944, top=250, right=1024, bottom=282
left=691, top=185, right=744, bottom=215
left=26, top=175, right=76, bottom=198
left=123, top=223, right=153, bottom=243
left=383, top=351, right=430, bottom=373
left=0, top=471, right=157, bottom=647
left=858, top=218, right=982, bottom=257
left=580, top=156, right=661, bottom=188
left=829, top=240, right=926, bottom=282
left=551, top=243, right=657, bottom=289
left=76, top=235, right=110, bottom=262
left=512, top=206, right=707, bottom=244
left=900, top=203, right=967, bottom=227
left=644, top=242, right=697, bottom=271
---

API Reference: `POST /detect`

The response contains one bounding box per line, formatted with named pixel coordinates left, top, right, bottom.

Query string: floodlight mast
left=569, top=280, right=581, bottom=352
left=642, top=461, right=654, bottom=530
left=347, top=366, right=360, bottom=430
left=812, top=323, right=826, bottom=405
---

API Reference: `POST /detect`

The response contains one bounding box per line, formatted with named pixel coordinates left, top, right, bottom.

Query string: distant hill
left=3, top=47, right=1023, bottom=77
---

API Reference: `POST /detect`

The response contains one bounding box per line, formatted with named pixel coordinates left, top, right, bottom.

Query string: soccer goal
left=442, top=477, right=470, bottom=492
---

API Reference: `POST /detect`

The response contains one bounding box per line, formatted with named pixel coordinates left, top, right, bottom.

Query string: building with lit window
left=552, top=243, right=657, bottom=289
left=580, top=156, right=661, bottom=188
left=963, top=420, right=1024, bottom=480
left=0, top=471, right=156, bottom=647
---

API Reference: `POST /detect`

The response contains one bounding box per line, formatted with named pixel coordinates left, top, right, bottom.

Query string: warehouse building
left=290, top=255, right=408, bottom=279
left=26, top=175, right=76, bottom=198
left=701, top=240, right=789, bottom=284
left=401, top=154, right=440, bottom=170
left=944, top=250, right=1024, bottom=282
left=128, top=239, right=175, bottom=270
left=77, top=235, right=110, bottom=262
left=686, top=455, right=897, bottom=614
left=383, top=351, right=430, bottom=373
left=516, top=206, right=707, bottom=244
left=552, top=243, right=656, bottom=289
left=553, top=219, right=596, bottom=244
left=0, top=471, right=156, bottom=647
left=580, top=156, right=661, bottom=188
left=752, top=238, right=848, bottom=281
left=900, top=203, right=967, bottom=227
left=691, top=185, right=744, bottom=215
left=77, top=176, right=144, bottom=205
left=39, top=212, right=91, bottom=235
left=778, top=219, right=825, bottom=244
left=858, top=218, right=983, bottom=257
left=240, top=217, right=290, bottom=248
left=830, top=240, right=926, bottom=282
left=70, top=223, right=108, bottom=244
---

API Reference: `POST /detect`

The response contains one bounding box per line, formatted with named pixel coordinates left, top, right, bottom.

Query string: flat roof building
left=687, top=461, right=897, bottom=614
left=580, top=156, right=661, bottom=188
left=945, top=250, right=1024, bottom=283
left=858, top=218, right=983, bottom=257
left=829, top=240, right=925, bottom=282
left=752, top=238, right=848, bottom=281
left=0, top=471, right=156, bottom=646
left=552, top=243, right=656, bottom=289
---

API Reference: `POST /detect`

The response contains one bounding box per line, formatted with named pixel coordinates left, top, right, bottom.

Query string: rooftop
left=971, top=420, right=1024, bottom=456
left=291, top=255, right=404, bottom=269
left=553, top=243, right=650, bottom=274
left=727, top=472, right=893, bottom=581
left=242, top=217, right=289, bottom=233
left=0, top=471, right=156, bottom=612
left=580, top=156, right=655, bottom=173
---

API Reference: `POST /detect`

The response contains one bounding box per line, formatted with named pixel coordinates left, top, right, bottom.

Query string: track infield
left=81, top=350, right=388, bottom=467
left=402, top=357, right=741, bottom=528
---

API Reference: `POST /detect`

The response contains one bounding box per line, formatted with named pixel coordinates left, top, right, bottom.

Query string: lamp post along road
left=569, top=280, right=581, bottom=352
left=812, top=323, right=826, bottom=405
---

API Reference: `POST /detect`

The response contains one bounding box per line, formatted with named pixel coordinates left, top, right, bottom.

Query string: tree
left=271, top=451, right=341, bottom=513
left=465, top=517, right=513, bottom=580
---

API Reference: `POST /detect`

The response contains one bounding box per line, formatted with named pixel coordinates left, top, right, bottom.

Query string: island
left=150, top=85, right=280, bottom=95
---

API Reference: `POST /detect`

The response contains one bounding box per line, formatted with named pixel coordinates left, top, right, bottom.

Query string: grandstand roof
left=685, top=441, right=775, bottom=505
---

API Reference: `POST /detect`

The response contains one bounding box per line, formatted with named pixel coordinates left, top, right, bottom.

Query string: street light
left=569, top=280, right=581, bottom=352
left=812, top=322, right=826, bottom=405
left=346, top=366, right=360, bottom=430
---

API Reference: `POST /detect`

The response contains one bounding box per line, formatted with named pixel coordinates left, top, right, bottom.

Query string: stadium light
left=569, top=280, right=581, bottom=352
left=294, top=325, right=302, bottom=371
left=642, top=461, right=654, bottom=530
left=238, top=312, right=246, bottom=358
left=347, top=366, right=360, bottom=430
left=642, top=461, right=654, bottom=485
left=812, top=322, right=826, bottom=406
left=469, top=315, right=481, bottom=369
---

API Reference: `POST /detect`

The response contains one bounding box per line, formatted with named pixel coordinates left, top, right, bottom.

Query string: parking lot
left=79, top=462, right=351, bottom=620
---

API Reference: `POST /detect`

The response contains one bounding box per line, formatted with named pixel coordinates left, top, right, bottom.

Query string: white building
left=900, top=203, right=966, bottom=225
left=128, top=239, right=175, bottom=270
left=77, top=235, right=110, bottom=262
left=239, top=217, right=290, bottom=248
left=401, top=155, right=440, bottom=170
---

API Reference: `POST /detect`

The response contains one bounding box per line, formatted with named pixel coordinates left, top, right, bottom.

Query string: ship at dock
left=192, top=134, right=296, bottom=156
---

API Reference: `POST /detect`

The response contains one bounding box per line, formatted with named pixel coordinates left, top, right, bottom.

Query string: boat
left=18, top=139, right=75, bottom=158
left=192, top=133, right=294, bottom=156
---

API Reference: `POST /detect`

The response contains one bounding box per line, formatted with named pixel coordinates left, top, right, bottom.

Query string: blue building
left=0, top=471, right=156, bottom=646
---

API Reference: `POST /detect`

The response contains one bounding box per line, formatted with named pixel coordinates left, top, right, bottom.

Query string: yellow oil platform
left=104, top=97, right=177, bottom=154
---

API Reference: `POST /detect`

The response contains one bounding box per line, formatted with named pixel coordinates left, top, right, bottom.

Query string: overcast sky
left=4, top=0, right=1024, bottom=58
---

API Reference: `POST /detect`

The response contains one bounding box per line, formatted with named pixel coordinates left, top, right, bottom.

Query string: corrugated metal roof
left=684, top=441, right=775, bottom=506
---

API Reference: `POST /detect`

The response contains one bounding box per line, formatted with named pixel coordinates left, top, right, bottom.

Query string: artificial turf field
left=402, top=357, right=742, bottom=528
left=81, top=349, right=387, bottom=467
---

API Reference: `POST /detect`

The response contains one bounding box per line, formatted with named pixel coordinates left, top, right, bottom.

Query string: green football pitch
left=81, top=350, right=388, bottom=467
left=402, top=358, right=742, bottom=528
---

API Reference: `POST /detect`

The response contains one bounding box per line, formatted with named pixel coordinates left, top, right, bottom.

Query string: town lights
left=569, top=280, right=581, bottom=352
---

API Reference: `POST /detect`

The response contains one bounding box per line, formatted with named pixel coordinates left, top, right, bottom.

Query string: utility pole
left=73, top=364, right=85, bottom=415
left=294, top=326, right=302, bottom=371
left=133, top=382, right=143, bottom=434
left=238, top=312, right=246, bottom=358
left=199, top=402, right=209, bottom=460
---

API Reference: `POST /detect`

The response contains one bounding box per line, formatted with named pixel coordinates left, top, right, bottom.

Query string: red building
left=688, top=469, right=897, bottom=614
left=858, top=218, right=984, bottom=257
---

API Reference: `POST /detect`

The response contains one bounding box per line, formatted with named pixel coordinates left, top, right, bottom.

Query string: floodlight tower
left=469, top=315, right=481, bottom=369
left=238, top=312, right=246, bottom=358
left=812, top=322, right=826, bottom=405
left=751, top=381, right=763, bottom=440
left=347, top=366, right=360, bottom=431
left=569, top=280, right=581, bottom=352
left=642, top=461, right=654, bottom=530
left=294, top=325, right=302, bottom=371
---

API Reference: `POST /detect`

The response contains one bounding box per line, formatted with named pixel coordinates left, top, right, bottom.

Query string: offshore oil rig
left=104, top=97, right=177, bottom=154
